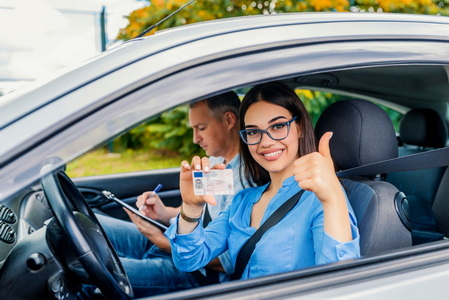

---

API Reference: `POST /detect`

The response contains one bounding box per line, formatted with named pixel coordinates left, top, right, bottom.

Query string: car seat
left=396, top=108, right=448, bottom=156
left=432, top=167, right=449, bottom=237
left=387, top=108, right=448, bottom=244
left=315, top=99, right=412, bottom=256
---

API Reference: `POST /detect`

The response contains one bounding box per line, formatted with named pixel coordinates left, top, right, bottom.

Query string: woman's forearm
left=321, top=189, right=353, bottom=243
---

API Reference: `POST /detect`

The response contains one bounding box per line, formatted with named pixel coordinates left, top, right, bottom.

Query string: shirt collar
left=226, top=153, right=240, bottom=169
left=282, top=175, right=297, bottom=187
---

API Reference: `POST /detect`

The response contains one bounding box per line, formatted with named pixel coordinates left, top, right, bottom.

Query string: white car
left=1, top=12, right=449, bottom=299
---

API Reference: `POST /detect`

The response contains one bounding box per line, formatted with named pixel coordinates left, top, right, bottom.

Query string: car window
left=378, top=104, right=403, bottom=133
left=65, top=88, right=403, bottom=178
left=66, top=103, right=202, bottom=177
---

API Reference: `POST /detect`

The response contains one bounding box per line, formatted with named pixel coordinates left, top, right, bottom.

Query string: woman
left=166, top=82, right=360, bottom=279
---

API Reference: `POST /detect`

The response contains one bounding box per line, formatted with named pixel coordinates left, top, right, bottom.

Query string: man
left=91, top=91, right=245, bottom=298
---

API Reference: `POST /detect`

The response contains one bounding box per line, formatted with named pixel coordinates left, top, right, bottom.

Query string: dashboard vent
left=0, top=205, right=16, bottom=224
left=0, top=221, right=15, bottom=244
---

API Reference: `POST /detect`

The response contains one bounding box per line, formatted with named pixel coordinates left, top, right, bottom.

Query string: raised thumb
left=318, top=131, right=333, bottom=158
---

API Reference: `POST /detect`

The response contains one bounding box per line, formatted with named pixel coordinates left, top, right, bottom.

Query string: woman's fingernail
left=204, top=166, right=210, bottom=172
left=195, top=164, right=201, bottom=170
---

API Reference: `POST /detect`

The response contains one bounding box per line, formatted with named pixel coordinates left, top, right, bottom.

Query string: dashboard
left=0, top=188, right=52, bottom=263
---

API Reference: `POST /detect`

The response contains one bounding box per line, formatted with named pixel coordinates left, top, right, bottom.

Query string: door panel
left=73, top=168, right=181, bottom=220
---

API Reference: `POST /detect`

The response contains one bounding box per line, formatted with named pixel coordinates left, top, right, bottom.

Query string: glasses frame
left=239, top=116, right=298, bottom=145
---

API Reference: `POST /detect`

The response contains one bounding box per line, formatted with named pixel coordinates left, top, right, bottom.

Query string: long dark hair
left=239, top=81, right=316, bottom=186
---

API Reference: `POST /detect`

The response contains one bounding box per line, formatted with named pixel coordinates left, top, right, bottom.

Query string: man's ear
left=223, top=111, right=236, bottom=130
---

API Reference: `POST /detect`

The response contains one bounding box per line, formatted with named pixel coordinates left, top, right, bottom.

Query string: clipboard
left=102, top=190, right=168, bottom=231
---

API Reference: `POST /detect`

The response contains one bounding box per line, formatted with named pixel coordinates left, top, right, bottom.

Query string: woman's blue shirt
left=166, top=176, right=360, bottom=279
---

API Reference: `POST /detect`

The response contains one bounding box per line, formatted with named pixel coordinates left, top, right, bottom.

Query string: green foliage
left=113, top=105, right=204, bottom=158
left=298, top=90, right=341, bottom=125
left=353, top=0, right=449, bottom=14
left=117, top=0, right=449, bottom=41
left=380, top=106, right=403, bottom=132
left=145, top=105, right=205, bottom=156
left=118, top=0, right=351, bottom=40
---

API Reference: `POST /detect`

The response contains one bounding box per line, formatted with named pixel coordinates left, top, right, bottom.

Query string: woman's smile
left=260, top=149, right=284, bottom=160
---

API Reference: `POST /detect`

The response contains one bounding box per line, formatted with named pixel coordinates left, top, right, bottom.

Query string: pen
left=140, top=183, right=163, bottom=211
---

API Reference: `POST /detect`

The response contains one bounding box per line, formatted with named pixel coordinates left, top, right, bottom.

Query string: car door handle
left=79, top=188, right=109, bottom=207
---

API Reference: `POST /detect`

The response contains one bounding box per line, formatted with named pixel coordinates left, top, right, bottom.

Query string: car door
left=73, top=167, right=181, bottom=221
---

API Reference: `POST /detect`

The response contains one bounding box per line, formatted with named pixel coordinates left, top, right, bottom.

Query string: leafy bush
left=113, top=105, right=204, bottom=157
left=117, top=0, right=449, bottom=41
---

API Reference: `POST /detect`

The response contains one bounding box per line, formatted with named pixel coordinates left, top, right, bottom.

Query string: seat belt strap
left=231, top=189, right=305, bottom=280
left=337, top=146, right=449, bottom=177
left=203, top=205, right=212, bottom=227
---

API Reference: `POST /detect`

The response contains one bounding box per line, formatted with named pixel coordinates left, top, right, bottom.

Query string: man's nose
left=193, top=130, right=201, bottom=144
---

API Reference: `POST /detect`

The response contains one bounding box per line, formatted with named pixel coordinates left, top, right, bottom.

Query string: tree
left=353, top=0, right=449, bottom=14
left=113, top=105, right=205, bottom=156
left=118, top=0, right=351, bottom=40
left=118, top=0, right=449, bottom=41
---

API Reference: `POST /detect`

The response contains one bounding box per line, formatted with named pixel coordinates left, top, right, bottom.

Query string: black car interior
left=387, top=108, right=448, bottom=245
left=432, top=168, right=449, bottom=237
left=315, top=99, right=412, bottom=255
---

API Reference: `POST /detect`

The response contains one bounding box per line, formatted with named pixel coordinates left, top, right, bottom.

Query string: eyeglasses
left=239, top=116, right=298, bottom=145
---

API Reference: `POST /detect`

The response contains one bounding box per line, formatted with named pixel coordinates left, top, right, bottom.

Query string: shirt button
left=339, top=251, right=346, bottom=257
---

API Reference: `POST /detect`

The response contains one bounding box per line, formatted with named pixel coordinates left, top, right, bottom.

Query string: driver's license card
left=192, top=169, right=234, bottom=195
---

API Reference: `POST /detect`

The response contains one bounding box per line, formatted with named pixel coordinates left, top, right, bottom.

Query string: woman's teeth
left=264, top=150, right=282, bottom=157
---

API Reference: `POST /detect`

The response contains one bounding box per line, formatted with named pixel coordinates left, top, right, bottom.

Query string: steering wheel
left=41, top=166, right=133, bottom=300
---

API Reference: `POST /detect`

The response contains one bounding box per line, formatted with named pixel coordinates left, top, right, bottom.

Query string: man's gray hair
left=190, top=91, right=241, bottom=121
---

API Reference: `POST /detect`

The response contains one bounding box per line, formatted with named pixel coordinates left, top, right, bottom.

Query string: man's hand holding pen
left=135, top=184, right=173, bottom=225
left=139, top=184, right=163, bottom=211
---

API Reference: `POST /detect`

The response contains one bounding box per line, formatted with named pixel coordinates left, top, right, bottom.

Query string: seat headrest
left=315, top=99, right=398, bottom=171
left=399, top=108, right=448, bottom=148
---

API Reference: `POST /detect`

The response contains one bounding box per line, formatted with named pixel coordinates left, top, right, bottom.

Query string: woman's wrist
left=180, top=203, right=204, bottom=223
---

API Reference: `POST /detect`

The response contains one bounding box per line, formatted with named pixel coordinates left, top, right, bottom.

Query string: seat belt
left=336, top=146, right=449, bottom=245
left=203, top=204, right=212, bottom=226
left=231, top=190, right=306, bottom=280
left=336, top=146, right=449, bottom=177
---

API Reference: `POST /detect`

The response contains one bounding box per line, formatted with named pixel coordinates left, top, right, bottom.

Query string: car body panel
left=1, top=12, right=449, bottom=299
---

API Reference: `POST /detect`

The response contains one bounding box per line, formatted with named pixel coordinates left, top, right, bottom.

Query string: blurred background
left=2, top=0, right=446, bottom=176
left=0, top=0, right=145, bottom=95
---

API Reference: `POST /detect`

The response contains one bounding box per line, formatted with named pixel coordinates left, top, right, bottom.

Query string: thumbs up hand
left=294, top=131, right=353, bottom=242
left=293, top=131, right=341, bottom=204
